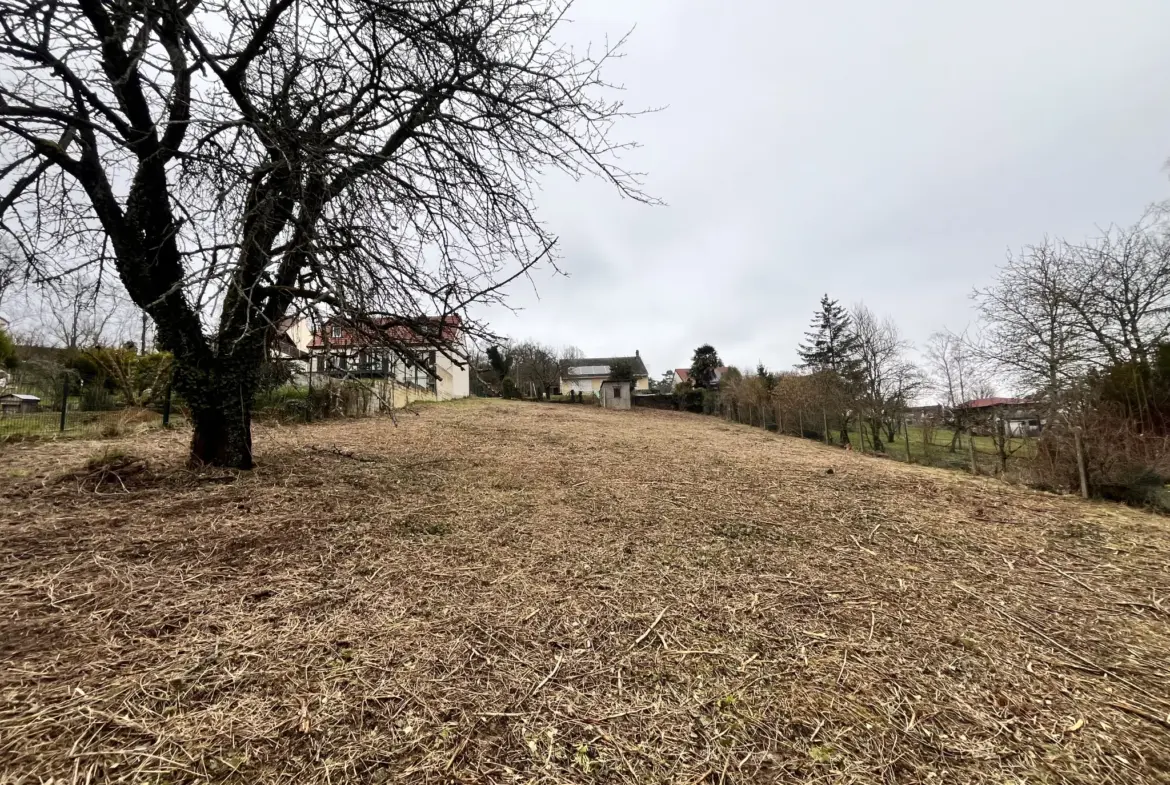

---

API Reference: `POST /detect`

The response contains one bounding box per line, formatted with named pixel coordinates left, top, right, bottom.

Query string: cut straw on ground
left=2, top=398, right=1169, bottom=783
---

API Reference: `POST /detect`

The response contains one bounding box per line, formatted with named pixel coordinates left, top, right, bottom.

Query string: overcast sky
left=478, top=0, right=1170, bottom=379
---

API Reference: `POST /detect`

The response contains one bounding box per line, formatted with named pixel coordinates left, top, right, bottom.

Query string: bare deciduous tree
left=1064, top=206, right=1170, bottom=369
left=512, top=340, right=560, bottom=398
left=973, top=238, right=1089, bottom=403
left=0, top=0, right=649, bottom=467
left=851, top=304, right=920, bottom=451
left=924, top=329, right=991, bottom=451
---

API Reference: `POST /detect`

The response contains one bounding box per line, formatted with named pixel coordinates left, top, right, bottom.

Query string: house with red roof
left=307, top=315, right=469, bottom=399
left=669, top=366, right=730, bottom=389
left=955, top=396, right=1041, bottom=436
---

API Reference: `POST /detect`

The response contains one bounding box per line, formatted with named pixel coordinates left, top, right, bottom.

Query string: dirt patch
left=2, top=399, right=1169, bottom=783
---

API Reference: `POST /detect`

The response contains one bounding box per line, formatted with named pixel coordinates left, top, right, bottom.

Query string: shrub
left=1027, top=414, right=1170, bottom=510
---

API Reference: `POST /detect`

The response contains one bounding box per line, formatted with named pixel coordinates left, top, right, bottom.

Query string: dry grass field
left=2, top=399, right=1169, bottom=784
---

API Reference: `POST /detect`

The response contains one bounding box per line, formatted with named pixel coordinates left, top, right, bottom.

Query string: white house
left=557, top=353, right=650, bottom=396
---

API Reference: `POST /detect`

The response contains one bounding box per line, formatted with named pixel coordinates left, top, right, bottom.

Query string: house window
left=613, top=384, right=621, bottom=399
left=331, top=324, right=342, bottom=339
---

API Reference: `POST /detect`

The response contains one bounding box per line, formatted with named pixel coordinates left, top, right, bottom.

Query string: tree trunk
left=190, top=403, right=254, bottom=469
left=178, top=356, right=261, bottom=469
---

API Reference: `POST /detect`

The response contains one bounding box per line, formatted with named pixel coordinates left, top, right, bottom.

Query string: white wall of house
left=285, top=317, right=314, bottom=353
left=436, top=351, right=470, bottom=399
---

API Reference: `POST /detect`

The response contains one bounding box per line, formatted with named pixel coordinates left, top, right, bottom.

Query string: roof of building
left=0, top=393, right=40, bottom=401
left=308, top=315, right=462, bottom=349
left=562, top=355, right=649, bottom=379
left=956, top=397, right=1028, bottom=409
left=673, top=366, right=729, bottom=383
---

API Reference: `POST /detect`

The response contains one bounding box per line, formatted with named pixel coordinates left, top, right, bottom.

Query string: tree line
left=670, top=200, right=1170, bottom=500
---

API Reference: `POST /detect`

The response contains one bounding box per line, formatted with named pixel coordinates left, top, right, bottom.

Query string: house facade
left=955, top=397, right=1041, bottom=437
left=557, top=353, right=650, bottom=396
left=670, top=366, right=730, bottom=388
left=307, top=316, right=470, bottom=400
left=270, top=316, right=314, bottom=378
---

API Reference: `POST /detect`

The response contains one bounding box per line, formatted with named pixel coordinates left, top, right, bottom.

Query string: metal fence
left=0, top=377, right=176, bottom=440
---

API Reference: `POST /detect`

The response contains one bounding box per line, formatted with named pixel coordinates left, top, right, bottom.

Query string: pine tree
left=797, top=295, right=861, bottom=445
left=798, top=295, right=860, bottom=376
left=689, top=344, right=722, bottom=388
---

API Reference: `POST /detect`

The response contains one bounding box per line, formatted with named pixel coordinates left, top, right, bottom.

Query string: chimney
left=635, top=349, right=640, bottom=357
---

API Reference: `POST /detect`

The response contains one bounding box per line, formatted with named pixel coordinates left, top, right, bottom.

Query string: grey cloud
left=478, top=0, right=1170, bottom=377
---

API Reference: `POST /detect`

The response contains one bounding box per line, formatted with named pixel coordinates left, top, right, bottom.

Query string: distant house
left=557, top=353, right=649, bottom=396
left=269, top=316, right=314, bottom=376
left=670, top=366, right=730, bottom=388
left=307, top=315, right=470, bottom=399
left=0, top=393, right=40, bottom=414
left=904, top=404, right=943, bottom=425
left=955, top=397, right=1041, bottom=437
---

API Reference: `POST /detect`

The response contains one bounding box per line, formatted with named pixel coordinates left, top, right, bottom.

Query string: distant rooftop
left=562, top=355, right=648, bottom=378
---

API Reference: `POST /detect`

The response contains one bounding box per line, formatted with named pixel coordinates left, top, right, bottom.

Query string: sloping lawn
left=2, top=399, right=1168, bottom=783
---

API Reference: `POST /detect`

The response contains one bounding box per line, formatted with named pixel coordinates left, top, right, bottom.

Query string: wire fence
left=672, top=394, right=1048, bottom=479
left=0, top=377, right=177, bottom=440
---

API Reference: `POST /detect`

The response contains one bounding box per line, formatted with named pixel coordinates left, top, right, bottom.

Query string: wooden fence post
left=902, top=415, right=912, bottom=463
left=59, top=375, right=69, bottom=432
left=968, top=431, right=978, bottom=475
left=1074, top=429, right=1089, bottom=499
left=822, top=409, right=830, bottom=445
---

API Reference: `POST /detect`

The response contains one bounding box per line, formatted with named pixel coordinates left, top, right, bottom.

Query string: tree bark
left=190, top=401, right=254, bottom=469
left=177, top=353, right=262, bottom=469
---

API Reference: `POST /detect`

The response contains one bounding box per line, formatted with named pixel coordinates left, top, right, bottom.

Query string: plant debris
left=2, top=399, right=1169, bottom=783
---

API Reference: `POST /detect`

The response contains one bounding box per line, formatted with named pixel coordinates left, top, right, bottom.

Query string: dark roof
left=957, top=397, right=1028, bottom=409
left=562, top=355, right=648, bottom=378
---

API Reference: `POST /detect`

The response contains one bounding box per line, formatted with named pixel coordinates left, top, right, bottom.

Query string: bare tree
left=972, top=238, right=1095, bottom=414
left=0, top=0, right=650, bottom=467
left=37, top=275, right=132, bottom=349
left=851, top=304, right=920, bottom=452
left=512, top=340, right=560, bottom=398
left=1064, top=205, right=1170, bottom=369
left=924, top=329, right=991, bottom=451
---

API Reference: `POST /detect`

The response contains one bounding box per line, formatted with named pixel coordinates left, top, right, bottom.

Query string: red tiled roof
left=674, top=366, right=729, bottom=383
left=957, top=397, right=1027, bottom=409
left=308, top=315, right=462, bottom=348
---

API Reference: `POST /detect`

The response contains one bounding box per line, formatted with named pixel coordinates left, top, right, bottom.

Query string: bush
left=1028, top=415, right=1170, bottom=509
left=79, top=381, right=117, bottom=411
left=254, top=384, right=310, bottom=421
left=501, top=377, right=520, bottom=399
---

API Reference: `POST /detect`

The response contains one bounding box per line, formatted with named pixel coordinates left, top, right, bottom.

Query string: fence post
left=968, top=431, right=978, bottom=475
left=306, top=363, right=313, bottom=423
left=902, top=415, right=912, bottom=463
left=822, top=409, right=830, bottom=445
left=1074, top=429, right=1089, bottom=499
left=162, top=372, right=173, bottom=427
left=59, top=375, right=69, bottom=432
